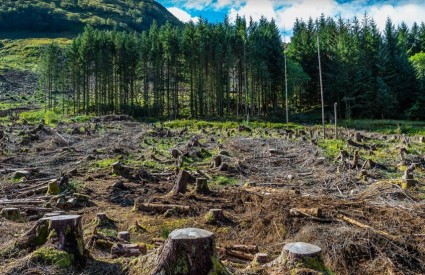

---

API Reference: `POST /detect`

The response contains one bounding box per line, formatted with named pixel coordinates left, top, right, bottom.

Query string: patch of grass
left=32, top=246, right=74, bottom=269
left=341, top=119, right=425, bottom=136
left=68, top=179, right=84, bottom=193
left=210, top=176, right=239, bottom=187
left=93, top=158, right=117, bottom=169
left=317, top=139, right=346, bottom=159
left=19, top=109, right=64, bottom=125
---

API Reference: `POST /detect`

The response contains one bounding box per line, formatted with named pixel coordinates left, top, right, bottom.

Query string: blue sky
left=158, top=0, right=425, bottom=39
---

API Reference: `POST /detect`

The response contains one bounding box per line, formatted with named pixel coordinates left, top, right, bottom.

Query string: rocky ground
left=0, top=115, right=424, bottom=274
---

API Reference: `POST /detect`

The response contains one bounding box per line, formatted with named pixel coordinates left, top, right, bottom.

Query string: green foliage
left=317, top=139, right=345, bottom=159
left=211, top=176, right=239, bottom=187
left=19, top=109, right=64, bottom=125
left=32, top=247, right=74, bottom=268
left=340, top=120, right=425, bottom=135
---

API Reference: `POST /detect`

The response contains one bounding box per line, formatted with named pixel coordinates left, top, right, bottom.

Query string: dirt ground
left=0, top=115, right=424, bottom=274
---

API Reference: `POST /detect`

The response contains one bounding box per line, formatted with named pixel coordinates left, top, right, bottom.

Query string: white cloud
left=184, top=0, right=213, bottom=10
left=226, top=0, right=425, bottom=37
left=229, top=0, right=276, bottom=23
left=167, top=7, right=199, bottom=23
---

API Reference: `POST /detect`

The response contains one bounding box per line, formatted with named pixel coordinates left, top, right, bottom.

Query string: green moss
left=174, top=253, right=189, bottom=274
left=32, top=246, right=74, bottom=268
left=302, top=256, right=334, bottom=275
left=93, top=158, right=118, bottom=168
left=210, top=255, right=229, bottom=275
left=46, top=180, right=60, bottom=195
left=210, top=176, right=239, bottom=187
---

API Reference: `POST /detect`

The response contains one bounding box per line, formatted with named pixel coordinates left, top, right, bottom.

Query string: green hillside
left=0, top=0, right=181, bottom=34
left=0, top=0, right=181, bottom=71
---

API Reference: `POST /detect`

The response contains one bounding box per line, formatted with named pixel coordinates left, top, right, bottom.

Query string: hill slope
left=0, top=0, right=181, bottom=34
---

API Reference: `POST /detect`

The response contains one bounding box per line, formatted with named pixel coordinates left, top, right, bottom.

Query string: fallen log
left=289, top=208, right=323, bottom=218
left=225, top=248, right=255, bottom=261
left=337, top=214, right=400, bottom=242
left=133, top=202, right=192, bottom=214
left=111, top=243, right=146, bottom=258
left=225, top=245, right=259, bottom=254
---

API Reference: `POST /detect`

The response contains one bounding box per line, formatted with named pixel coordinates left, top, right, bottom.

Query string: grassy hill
left=0, top=0, right=181, bottom=34
left=0, top=0, right=181, bottom=71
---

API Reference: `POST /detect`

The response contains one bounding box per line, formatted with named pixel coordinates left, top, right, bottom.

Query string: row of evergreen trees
left=289, top=14, right=425, bottom=120
left=40, top=17, right=288, bottom=119
left=39, top=15, right=425, bottom=120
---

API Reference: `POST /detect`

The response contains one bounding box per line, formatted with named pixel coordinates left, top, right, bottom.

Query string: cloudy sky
left=159, top=0, right=425, bottom=39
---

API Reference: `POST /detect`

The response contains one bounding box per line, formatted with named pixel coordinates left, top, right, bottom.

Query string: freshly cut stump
left=281, top=242, right=322, bottom=269
left=152, top=228, right=228, bottom=275
left=1, top=207, right=21, bottom=221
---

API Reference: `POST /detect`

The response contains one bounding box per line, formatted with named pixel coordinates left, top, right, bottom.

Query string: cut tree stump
left=280, top=242, right=322, bottom=269
left=218, top=163, right=229, bottom=171
left=152, top=228, right=228, bottom=275
left=401, top=164, right=417, bottom=189
left=1, top=207, right=21, bottom=221
left=117, top=231, right=130, bottom=242
left=171, top=170, right=190, bottom=195
left=18, top=214, right=88, bottom=267
left=211, top=155, right=222, bottom=168
left=205, top=209, right=226, bottom=224
left=195, top=178, right=210, bottom=194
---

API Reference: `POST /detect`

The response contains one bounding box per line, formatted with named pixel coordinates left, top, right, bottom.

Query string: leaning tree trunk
left=152, top=228, right=229, bottom=275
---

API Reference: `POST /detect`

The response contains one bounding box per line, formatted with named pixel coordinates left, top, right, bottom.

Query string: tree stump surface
left=152, top=228, right=228, bottom=275
left=281, top=242, right=322, bottom=269
left=1, top=207, right=21, bottom=221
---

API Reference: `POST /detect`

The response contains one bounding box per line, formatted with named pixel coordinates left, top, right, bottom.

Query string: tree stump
left=117, top=231, right=130, bottom=242
left=112, top=161, right=132, bottom=179
left=152, top=228, right=228, bottom=275
left=43, top=212, right=65, bottom=218
left=171, top=170, right=190, bottom=195
left=205, top=209, right=226, bottom=224
left=95, top=212, right=116, bottom=229
left=195, top=178, right=210, bottom=194
left=18, top=215, right=88, bottom=267
left=211, top=155, right=222, bottom=168
left=401, top=164, right=417, bottom=189
left=280, top=242, right=322, bottom=269
left=218, top=163, right=229, bottom=171
left=1, top=207, right=21, bottom=221
left=171, top=148, right=182, bottom=159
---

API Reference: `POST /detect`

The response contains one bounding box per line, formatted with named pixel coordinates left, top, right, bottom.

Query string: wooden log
left=225, top=245, right=259, bottom=254
left=195, top=178, right=210, bottom=194
left=225, top=248, right=254, bottom=261
left=1, top=207, right=21, bottom=221
left=171, top=170, right=190, bottom=195
left=252, top=253, right=270, bottom=264
left=111, top=243, right=146, bottom=258
left=337, top=214, right=399, bottom=242
left=152, top=228, right=227, bottom=274
left=289, top=208, right=323, bottom=218
left=134, top=202, right=192, bottom=214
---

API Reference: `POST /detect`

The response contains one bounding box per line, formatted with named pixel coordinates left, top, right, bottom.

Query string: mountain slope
left=0, top=0, right=181, bottom=34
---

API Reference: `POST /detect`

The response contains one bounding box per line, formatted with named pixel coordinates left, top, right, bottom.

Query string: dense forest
left=0, top=0, right=180, bottom=33
left=39, top=14, right=425, bottom=120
